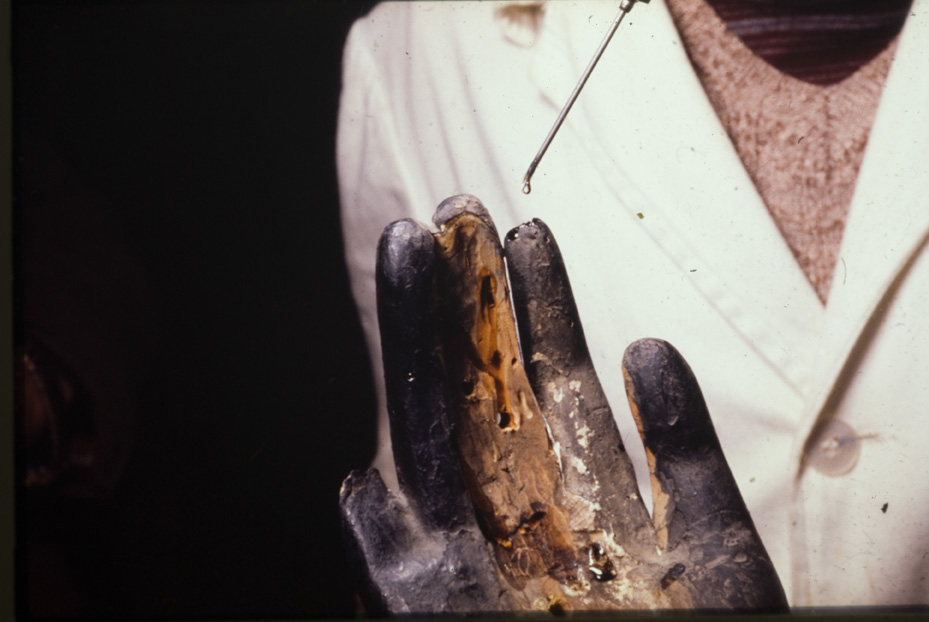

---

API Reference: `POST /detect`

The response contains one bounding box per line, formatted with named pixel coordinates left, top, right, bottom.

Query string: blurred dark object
left=14, top=1, right=378, bottom=618
left=20, top=339, right=95, bottom=490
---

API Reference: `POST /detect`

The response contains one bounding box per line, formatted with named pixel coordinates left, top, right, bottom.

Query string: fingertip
left=377, top=219, right=436, bottom=293
left=340, top=467, right=385, bottom=502
left=504, top=217, right=549, bottom=246
left=503, top=218, right=561, bottom=267
left=432, top=194, right=498, bottom=237
left=621, top=338, right=715, bottom=453
left=622, top=338, right=685, bottom=384
left=340, top=469, right=392, bottom=535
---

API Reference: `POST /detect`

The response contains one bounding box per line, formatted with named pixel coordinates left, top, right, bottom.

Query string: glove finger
left=340, top=467, right=513, bottom=614
left=621, top=338, right=787, bottom=610
left=338, top=468, right=419, bottom=614
left=432, top=197, right=581, bottom=590
left=504, top=218, right=653, bottom=555
left=376, top=219, right=473, bottom=531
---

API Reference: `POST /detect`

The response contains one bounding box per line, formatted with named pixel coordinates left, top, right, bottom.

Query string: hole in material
left=497, top=411, right=511, bottom=429
left=481, top=275, right=495, bottom=308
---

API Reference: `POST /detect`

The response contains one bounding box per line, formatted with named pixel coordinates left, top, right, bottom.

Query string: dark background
left=14, top=0, right=380, bottom=617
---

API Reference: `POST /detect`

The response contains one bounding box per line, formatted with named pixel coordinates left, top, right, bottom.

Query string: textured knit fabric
left=667, top=0, right=900, bottom=303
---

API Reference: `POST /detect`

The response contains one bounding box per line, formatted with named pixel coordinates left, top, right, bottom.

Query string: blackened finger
left=504, top=219, right=654, bottom=555
left=622, top=338, right=787, bottom=610
left=340, top=468, right=513, bottom=614
left=339, top=468, right=416, bottom=614
left=376, top=219, right=472, bottom=531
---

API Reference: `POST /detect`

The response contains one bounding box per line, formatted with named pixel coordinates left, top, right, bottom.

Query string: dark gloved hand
left=339, top=195, right=787, bottom=615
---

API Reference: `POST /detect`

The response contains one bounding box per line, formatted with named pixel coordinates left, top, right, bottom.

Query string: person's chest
left=381, top=0, right=929, bottom=604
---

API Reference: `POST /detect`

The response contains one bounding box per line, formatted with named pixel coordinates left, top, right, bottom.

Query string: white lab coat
left=336, top=0, right=929, bottom=607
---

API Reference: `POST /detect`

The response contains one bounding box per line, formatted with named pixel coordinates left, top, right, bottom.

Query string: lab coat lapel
left=528, top=0, right=825, bottom=398
left=794, top=2, right=929, bottom=451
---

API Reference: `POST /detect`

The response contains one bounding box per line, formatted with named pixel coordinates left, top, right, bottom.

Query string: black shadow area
left=14, top=1, right=379, bottom=618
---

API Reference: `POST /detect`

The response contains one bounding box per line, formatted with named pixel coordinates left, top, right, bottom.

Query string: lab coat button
left=804, top=419, right=861, bottom=477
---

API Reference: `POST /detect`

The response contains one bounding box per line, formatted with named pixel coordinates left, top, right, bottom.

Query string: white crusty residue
left=570, top=455, right=588, bottom=475
left=547, top=381, right=564, bottom=404
left=576, top=424, right=592, bottom=449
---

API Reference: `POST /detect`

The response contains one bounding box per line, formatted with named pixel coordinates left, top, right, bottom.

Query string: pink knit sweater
left=666, top=0, right=901, bottom=303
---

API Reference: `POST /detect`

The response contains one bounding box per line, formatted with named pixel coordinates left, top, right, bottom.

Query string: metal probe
left=521, top=0, right=648, bottom=195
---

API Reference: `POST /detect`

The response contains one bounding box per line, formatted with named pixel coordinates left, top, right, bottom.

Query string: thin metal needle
left=521, top=0, right=644, bottom=194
